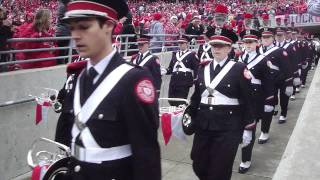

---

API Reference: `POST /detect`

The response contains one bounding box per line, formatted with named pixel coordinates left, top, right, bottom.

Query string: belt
left=71, top=144, right=132, bottom=163
left=200, top=96, right=239, bottom=105
left=173, top=67, right=192, bottom=73
left=198, top=104, right=241, bottom=111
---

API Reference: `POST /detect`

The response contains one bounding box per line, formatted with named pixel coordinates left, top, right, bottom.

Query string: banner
left=275, top=13, right=320, bottom=27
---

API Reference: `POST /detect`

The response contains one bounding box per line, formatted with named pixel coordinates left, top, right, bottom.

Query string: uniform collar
left=213, top=57, right=228, bottom=69
left=87, top=48, right=117, bottom=76
left=265, top=44, right=275, bottom=50
left=180, top=49, right=188, bottom=54
left=139, top=50, right=150, bottom=59
left=276, top=41, right=285, bottom=47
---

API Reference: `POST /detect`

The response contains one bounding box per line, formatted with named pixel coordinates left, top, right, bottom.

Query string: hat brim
left=61, top=14, right=103, bottom=23
left=137, top=41, right=149, bottom=44
left=261, top=33, right=274, bottom=37
left=177, top=40, right=188, bottom=43
left=242, top=38, right=258, bottom=42
left=209, top=40, right=232, bottom=45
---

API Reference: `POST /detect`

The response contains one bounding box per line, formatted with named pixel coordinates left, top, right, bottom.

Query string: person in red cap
left=237, top=29, right=275, bottom=174
left=58, top=0, right=161, bottom=179
left=149, top=12, right=164, bottom=53
left=131, top=35, right=162, bottom=95
left=205, top=4, right=238, bottom=59
left=164, top=35, right=199, bottom=106
left=243, top=13, right=253, bottom=29
left=186, top=28, right=255, bottom=180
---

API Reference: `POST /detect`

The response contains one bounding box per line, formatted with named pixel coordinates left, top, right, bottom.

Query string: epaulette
left=199, top=60, right=211, bottom=66
left=66, top=60, right=87, bottom=75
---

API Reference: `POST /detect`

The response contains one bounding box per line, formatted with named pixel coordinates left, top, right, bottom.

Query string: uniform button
left=74, top=165, right=81, bottom=172
left=230, top=111, right=233, bottom=114
left=70, top=109, right=74, bottom=113
left=98, top=114, right=104, bottom=119
left=200, top=83, right=202, bottom=86
left=198, top=107, right=200, bottom=110
left=228, top=84, right=231, bottom=87
left=209, top=107, right=213, bottom=110
left=254, top=89, right=257, bottom=91
left=252, top=68, right=254, bottom=70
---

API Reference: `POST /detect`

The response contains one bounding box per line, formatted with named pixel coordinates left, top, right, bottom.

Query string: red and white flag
left=161, top=111, right=187, bottom=145
left=35, top=98, right=51, bottom=125
left=31, top=164, right=49, bottom=180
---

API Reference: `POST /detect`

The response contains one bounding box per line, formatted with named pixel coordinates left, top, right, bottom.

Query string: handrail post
left=124, top=36, right=129, bottom=57
left=67, top=40, right=73, bottom=63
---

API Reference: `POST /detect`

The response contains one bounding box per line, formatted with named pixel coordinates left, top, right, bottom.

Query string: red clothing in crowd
left=17, top=26, right=56, bottom=69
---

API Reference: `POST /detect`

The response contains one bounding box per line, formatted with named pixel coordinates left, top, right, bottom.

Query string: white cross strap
left=202, top=61, right=236, bottom=97
left=247, top=54, right=265, bottom=69
left=176, top=51, right=191, bottom=62
left=139, top=55, right=153, bottom=67
left=283, top=42, right=292, bottom=49
left=259, top=46, right=279, bottom=56
left=173, top=51, right=192, bottom=72
left=72, top=63, right=134, bottom=148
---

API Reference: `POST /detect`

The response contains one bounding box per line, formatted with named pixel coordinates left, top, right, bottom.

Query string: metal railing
left=0, top=33, right=206, bottom=107
left=1, top=36, right=74, bottom=66
left=0, top=34, right=205, bottom=69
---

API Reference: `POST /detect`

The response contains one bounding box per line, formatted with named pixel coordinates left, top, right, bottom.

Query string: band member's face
left=211, top=44, right=231, bottom=60
left=285, top=33, right=292, bottom=40
left=261, top=36, right=274, bottom=46
left=178, top=42, right=188, bottom=50
left=275, top=34, right=285, bottom=42
left=138, top=43, right=149, bottom=53
left=69, top=18, right=113, bottom=60
left=292, top=34, right=297, bottom=39
left=243, top=40, right=258, bottom=52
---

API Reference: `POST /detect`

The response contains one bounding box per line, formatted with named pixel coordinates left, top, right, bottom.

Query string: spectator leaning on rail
left=307, top=0, right=320, bottom=16
left=0, top=6, right=13, bottom=72
left=17, top=9, right=56, bottom=69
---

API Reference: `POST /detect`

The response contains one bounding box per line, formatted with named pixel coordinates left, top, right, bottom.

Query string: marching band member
left=238, top=29, right=275, bottom=173
left=165, top=35, right=199, bottom=106
left=62, top=0, right=161, bottom=179
left=188, top=28, right=255, bottom=180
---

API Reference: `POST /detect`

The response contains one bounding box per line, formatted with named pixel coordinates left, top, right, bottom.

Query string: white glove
left=285, top=86, right=294, bottom=96
left=242, top=130, right=253, bottom=148
left=302, top=62, right=308, bottom=69
left=161, top=67, right=167, bottom=75
left=293, top=78, right=301, bottom=86
left=264, top=105, right=274, bottom=112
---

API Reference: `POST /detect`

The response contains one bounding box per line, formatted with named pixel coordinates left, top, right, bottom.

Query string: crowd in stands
left=0, top=0, right=310, bottom=71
